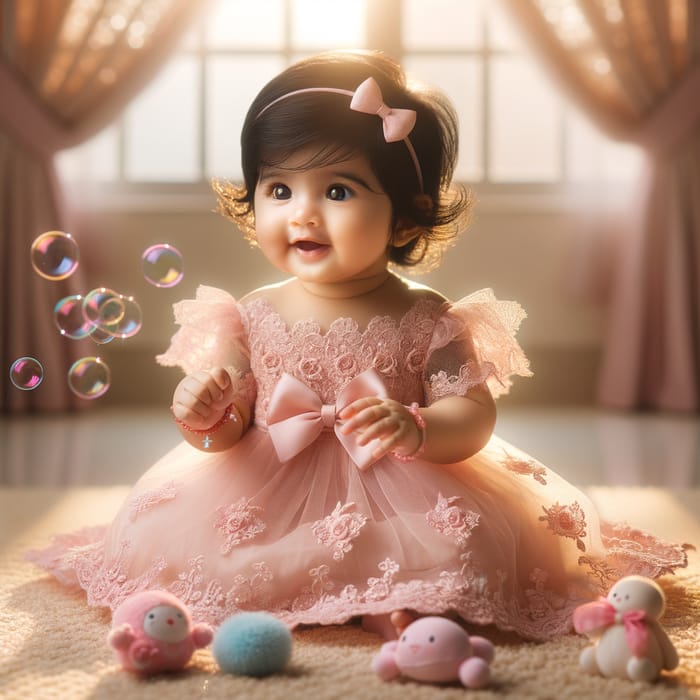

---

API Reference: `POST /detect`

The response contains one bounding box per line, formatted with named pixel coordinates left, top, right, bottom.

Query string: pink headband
left=255, top=77, right=424, bottom=192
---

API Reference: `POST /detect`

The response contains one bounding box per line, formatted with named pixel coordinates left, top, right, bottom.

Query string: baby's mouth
left=293, top=240, right=328, bottom=252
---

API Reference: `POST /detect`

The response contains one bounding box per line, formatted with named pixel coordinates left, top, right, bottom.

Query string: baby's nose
left=289, top=197, right=320, bottom=227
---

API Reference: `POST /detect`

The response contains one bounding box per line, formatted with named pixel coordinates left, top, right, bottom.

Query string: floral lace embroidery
left=36, top=519, right=688, bottom=640
left=364, top=558, right=400, bottom=602
left=72, top=539, right=167, bottom=610
left=577, top=555, right=621, bottom=587
left=427, top=359, right=497, bottom=402
left=214, top=498, right=266, bottom=554
left=500, top=451, right=548, bottom=485
left=539, top=501, right=587, bottom=552
left=127, top=480, right=181, bottom=521
left=311, top=502, right=368, bottom=561
left=426, top=494, right=480, bottom=547
left=242, top=297, right=441, bottom=420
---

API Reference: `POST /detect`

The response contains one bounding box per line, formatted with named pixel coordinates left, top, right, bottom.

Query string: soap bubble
left=142, top=244, right=184, bottom=288
left=31, top=231, right=80, bottom=280
left=9, top=356, right=44, bottom=390
left=82, top=287, right=125, bottom=330
left=54, top=294, right=94, bottom=340
left=67, top=357, right=111, bottom=399
left=106, top=294, right=142, bottom=339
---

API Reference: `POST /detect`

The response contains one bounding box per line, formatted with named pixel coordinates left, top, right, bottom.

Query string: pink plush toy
left=108, top=590, right=213, bottom=675
left=573, top=575, right=679, bottom=682
left=372, top=616, right=494, bottom=688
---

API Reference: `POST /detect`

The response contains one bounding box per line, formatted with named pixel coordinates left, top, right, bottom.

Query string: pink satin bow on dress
left=349, top=77, right=417, bottom=143
left=266, top=368, right=388, bottom=469
left=573, top=598, right=649, bottom=657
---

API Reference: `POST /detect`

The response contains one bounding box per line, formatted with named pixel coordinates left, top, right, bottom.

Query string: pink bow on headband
left=573, top=598, right=649, bottom=657
left=350, top=77, right=417, bottom=143
left=266, top=369, right=388, bottom=469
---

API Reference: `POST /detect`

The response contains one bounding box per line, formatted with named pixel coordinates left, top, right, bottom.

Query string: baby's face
left=253, top=148, right=394, bottom=291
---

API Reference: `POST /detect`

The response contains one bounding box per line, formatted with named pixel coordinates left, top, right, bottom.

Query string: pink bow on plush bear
left=372, top=616, right=494, bottom=688
left=108, top=590, right=213, bottom=675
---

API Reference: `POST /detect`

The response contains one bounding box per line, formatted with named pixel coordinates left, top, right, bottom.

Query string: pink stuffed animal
left=372, top=616, right=494, bottom=688
left=573, top=575, right=679, bottom=682
left=108, top=590, right=213, bottom=675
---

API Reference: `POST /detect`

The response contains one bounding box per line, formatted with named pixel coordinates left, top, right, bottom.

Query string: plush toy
left=573, top=575, right=679, bottom=681
left=212, top=612, right=293, bottom=677
left=372, top=616, right=494, bottom=688
left=108, top=590, right=213, bottom=675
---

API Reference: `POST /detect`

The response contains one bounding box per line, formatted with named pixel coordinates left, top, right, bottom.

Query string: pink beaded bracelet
left=391, top=402, right=426, bottom=462
left=170, top=403, right=238, bottom=449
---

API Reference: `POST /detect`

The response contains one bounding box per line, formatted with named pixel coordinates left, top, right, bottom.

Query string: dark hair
left=213, top=51, right=472, bottom=271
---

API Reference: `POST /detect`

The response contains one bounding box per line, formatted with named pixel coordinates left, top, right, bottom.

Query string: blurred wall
left=67, top=189, right=608, bottom=408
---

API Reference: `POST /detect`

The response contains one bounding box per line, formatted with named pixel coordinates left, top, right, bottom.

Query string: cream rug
left=1, top=487, right=699, bottom=700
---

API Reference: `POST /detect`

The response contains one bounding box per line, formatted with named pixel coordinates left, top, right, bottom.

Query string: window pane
left=206, top=0, right=285, bottom=50
left=57, top=125, right=119, bottom=182
left=405, top=56, right=483, bottom=181
left=124, top=56, right=200, bottom=182
left=291, top=0, right=367, bottom=49
left=489, top=55, right=562, bottom=181
left=565, top=109, right=643, bottom=182
left=486, top=1, right=525, bottom=51
left=206, top=55, right=286, bottom=179
left=403, top=0, right=483, bottom=50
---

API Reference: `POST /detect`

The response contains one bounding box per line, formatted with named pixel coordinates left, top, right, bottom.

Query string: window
left=58, top=0, right=641, bottom=192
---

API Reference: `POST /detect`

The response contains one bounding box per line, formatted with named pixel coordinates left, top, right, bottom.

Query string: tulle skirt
left=30, top=427, right=688, bottom=640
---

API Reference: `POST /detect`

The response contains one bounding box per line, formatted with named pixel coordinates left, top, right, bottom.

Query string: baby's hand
left=171, top=367, right=234, bottom=431
left=339, top=397, right=422, bottom=460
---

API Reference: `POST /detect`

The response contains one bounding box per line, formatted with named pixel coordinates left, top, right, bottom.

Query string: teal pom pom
left=213, top=612, right=292, bottom=677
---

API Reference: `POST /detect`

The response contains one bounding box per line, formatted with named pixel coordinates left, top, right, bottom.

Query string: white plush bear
left=573, top=575, right=678, bottom=682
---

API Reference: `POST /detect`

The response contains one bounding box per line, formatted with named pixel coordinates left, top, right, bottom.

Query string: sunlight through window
left=57, top=0, right=640, bottom=195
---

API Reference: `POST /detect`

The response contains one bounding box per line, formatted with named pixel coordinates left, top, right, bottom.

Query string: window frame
left=59, top=0, right=641, bottom=214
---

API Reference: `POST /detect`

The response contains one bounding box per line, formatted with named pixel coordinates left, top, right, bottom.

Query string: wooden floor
left=1, top=405, right=699, bottom=488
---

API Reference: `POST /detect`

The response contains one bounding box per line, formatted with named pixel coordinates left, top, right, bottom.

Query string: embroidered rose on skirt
left=214, top=498, right=266, bottom=555
left=427, top=494, right=480, bottom=547
left=311, top=502, right=368, bottom=561
left=539, top=501, right=587, bottom=552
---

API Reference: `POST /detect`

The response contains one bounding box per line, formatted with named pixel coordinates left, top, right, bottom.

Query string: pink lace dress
left=31, top=286, right=688, bottom=640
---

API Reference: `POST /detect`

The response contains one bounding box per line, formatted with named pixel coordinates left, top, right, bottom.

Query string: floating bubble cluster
left=12, top=231, right=184, bottom=399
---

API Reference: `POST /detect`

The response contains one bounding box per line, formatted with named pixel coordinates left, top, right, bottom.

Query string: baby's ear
left=391, top=220, right=421, bottom=247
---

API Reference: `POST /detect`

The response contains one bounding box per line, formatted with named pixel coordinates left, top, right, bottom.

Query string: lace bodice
left=156, top=285, right=533, bottom=426
left=240, top=297, right=447, bottom=424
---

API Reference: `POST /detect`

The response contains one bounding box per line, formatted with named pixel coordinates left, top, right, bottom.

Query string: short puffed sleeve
left=424, top=288, right=532, bottom=403
left=156, top=285, right=250, bottom=377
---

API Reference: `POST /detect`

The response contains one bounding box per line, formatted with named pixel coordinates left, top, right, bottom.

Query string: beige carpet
left=1, top=487, right=699, bottom=700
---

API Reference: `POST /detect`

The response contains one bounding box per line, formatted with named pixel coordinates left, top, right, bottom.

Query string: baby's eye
left=327, top=184, right=352, bottom=201
left=271, top=184, right=291, bottom=200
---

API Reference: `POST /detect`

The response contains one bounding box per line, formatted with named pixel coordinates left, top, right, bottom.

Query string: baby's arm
left=339, top=383, right=496, bottom=464
left=171, top=367, right=251, bottom=452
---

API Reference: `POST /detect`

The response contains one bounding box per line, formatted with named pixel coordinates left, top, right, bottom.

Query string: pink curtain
left=0, top=0, right=209, bottom=412
left=501, top=0, right=700, bottom=411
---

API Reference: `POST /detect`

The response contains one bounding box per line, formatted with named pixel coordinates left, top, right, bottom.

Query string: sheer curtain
left=501, top=0, right=700, bottom=411
left=0, top=0, right=209, bottom=412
